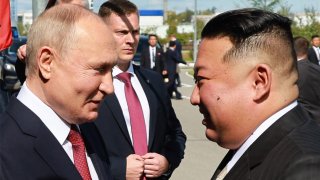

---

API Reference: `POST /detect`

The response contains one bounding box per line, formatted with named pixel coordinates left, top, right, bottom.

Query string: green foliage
left=167, top=25, right=177, bottom=38
left=196, top=20, right=205, bottom=39
left=291, top=7, right=320, bottom=41
left=248, top=0, right=282, bottom=11
left=17, top=21, right=25, bottom=36
left=247, top=0, right=320, bottom=42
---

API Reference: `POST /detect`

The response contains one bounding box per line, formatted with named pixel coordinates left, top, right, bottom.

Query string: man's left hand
left=142, top=153, right=169, bottom=178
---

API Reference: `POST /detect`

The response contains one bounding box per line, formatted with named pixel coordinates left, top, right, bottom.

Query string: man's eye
left=194, top=77, right=203, bottom=84
left=95, top=67, right=106, bottom=73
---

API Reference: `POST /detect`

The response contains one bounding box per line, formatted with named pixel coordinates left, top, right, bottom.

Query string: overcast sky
left=17, top=0, right=320, bottom=14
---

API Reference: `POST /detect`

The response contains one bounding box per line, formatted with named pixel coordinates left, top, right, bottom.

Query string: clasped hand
left=126, top=153, right=169, bottom=179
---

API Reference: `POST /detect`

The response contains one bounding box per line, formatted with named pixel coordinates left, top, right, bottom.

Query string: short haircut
left=26, top=4, right=103, bottom=76
left=98, top=0, right=139, bottom=19
left=201, top=8, right=297, bottom=78
left=293, top=36, right=309, bottom=57
left=45, top=0, right=89, bottom=10
left=169, top=40, right=176, bottom=47
left=148, top=34, right=158, bottom=40
left=311, top=34, right=320, bottom=40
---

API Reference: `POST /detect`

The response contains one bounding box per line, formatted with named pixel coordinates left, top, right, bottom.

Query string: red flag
left=0, top=0, right=12, bottom=51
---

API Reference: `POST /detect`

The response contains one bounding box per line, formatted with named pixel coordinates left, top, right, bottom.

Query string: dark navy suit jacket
left=212, top=105, right=320, bottom=180
left=0, top=97, right=111, bottom=180
left=297, top=59, right=320, bottom=122
left=307, top=47, right=319, bottom=65
left=94, top=65, right=186, bottom=180
left=140, top=46, right=165, bottom=74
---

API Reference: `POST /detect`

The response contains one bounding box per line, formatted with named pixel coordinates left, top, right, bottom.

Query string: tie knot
left=117, top=72, right=132, bottom=84
left=68, top=125, right=84, bottom=146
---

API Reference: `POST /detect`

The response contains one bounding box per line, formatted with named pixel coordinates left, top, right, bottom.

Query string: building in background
left=88, top=0, right=94, bottom=10
left=10, top=0, right=17, bottom=22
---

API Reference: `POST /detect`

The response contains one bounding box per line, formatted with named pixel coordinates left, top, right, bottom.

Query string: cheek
left=73, top=75, right=101, bottom=94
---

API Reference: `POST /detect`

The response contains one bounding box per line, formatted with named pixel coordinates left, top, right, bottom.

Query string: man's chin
left=205, top=129, right=218, bottom=142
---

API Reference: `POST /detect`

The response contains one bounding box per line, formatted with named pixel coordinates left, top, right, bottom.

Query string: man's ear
left=252, top=64, right=271, bottom=102
left=37, top=46, right=54, bottom=80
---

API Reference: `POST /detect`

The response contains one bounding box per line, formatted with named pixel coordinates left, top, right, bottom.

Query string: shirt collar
left=17, top=82, right=70, bottom=145
left=113, top=62, right=135, bottom=78
left=226, top=100, right=298, bottom=172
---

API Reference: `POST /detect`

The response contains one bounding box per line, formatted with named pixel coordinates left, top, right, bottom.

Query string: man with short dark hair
left=96, top=1, right=186, bottom=179
left=165, top=40, right=182, bottom=100
left=307, top=34, right=320, bottom=65
left=140, top=34, right=166, bottom=75
left=191, top=8, right=320, bottom=179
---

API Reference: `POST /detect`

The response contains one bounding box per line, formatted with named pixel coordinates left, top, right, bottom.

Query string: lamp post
left=193, top=0, right=197, bottom=62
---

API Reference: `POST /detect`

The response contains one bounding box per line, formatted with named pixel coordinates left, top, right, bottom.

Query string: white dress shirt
left=17, top=83, right=99, bottom=180
left=113, top=63, right=151, bottom=144
left=149, top=46, right=156, bottom=69
left=226, top=101, right=298, bottom=173
left=312, top=46, right=320, bottom=62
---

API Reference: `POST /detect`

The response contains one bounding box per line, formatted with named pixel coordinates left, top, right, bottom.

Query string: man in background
left=0, top=4, right=117, bottom=179
left=191, top=8, right=320, bottom=179
left=294, top=36, right=320, bottom=122
left=307, top=34, right=320, bottom=65
left=169, top=34, right=185, bottom=87
left=164, top=40, right=182, bottom=100
left=140, top=34, right=166, bottom=75
left=96, top=0, right=186, bottom=179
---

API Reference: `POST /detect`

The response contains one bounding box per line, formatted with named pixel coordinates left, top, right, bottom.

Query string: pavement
left=169, top=67, right=228, bottom=180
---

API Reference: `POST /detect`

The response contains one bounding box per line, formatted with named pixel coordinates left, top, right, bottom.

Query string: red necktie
left=117, top=72, right=148, bottom=155
left=68, top=125, right=92, bottom=180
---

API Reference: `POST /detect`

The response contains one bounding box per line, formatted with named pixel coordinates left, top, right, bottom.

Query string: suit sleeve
left=108, top=157, right=127, bottom=180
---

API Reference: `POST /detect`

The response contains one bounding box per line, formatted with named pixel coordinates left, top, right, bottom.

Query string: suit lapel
left=211, top=150, right=235, bottom=180
left=34, top=128, right=81, bottom=179
left=225, top=105, right=306, bottom=180
left=104, top=93, right=132, bottom=144
left=7, top=97, right=81, bottom=179
left=135, top=67, right=158, bottom=150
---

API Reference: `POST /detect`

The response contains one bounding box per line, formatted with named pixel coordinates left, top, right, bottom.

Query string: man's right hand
left=17, top=44, right=27, bottom=62
left=126, top=154, right=145, bottom=180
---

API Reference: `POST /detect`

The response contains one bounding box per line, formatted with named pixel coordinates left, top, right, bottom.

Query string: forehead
left=71, top=19, right=116, bottom=57
left=195, top=37, right=233, bottom=74
left=107, top=13, right=139, bottom=30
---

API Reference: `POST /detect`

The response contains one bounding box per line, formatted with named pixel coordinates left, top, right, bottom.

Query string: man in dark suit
left=307, top=34, right=320, bottom=65
left=294, top=36, right=320, bottom=122
left=191, top=8, right=320, bottom=180
left=0, top=5, right=117, bottom=179
left=140, top=34, right=166, bottom=75
left=169, top=34, right=185, bottom=87
left=97, top=1, right=186, bottom=179
left=164, top=40, right=182, bottom=99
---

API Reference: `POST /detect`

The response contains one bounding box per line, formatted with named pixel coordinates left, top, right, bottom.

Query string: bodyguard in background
left=294, top=36, right=320, bottom=123
left=140, top=34, right=166, bottom=75
left=307, top=34, right=320, bottom=65
left=164, top=40, right=183, bottom=100
left=97, top=1, right=186, bottom=179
